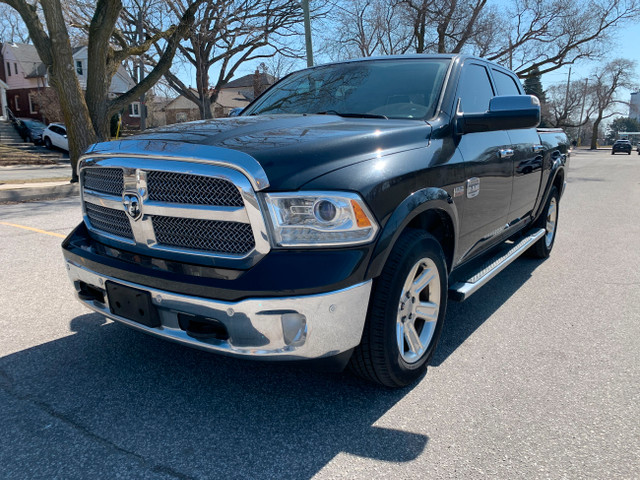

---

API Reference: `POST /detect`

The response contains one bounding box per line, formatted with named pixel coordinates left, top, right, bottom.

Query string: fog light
left=281, top=313, right=307, bottom=346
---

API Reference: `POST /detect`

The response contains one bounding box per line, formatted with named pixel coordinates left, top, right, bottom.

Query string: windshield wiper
left=316, top=110, right=388, bottom=120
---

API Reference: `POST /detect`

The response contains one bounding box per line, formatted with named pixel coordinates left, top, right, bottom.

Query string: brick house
left=0, top=43, right=139, bottom=127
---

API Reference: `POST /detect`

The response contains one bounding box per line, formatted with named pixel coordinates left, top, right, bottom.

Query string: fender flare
left=534, top=157, right=566, bottom=222
left=366, top=187, right=459, bottom=278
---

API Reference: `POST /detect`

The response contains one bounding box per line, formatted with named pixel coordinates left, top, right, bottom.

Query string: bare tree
left=158, top=0, right=303, bottom=120
left=0, top=4, right=29, bottom=42
left=320, top=0, right=412, bottom=60
left=1, top=0, right=202, bottom=181
left=323, top=0, right=640, bottom=79
left=545, top=80, right=594, bottom=128
left=258, top=56, right=297, bottom=81
left=586, top=58, right=638, bottom=149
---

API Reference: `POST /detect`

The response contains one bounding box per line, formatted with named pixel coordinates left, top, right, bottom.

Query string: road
left=0, top=149, right=638, bottom=479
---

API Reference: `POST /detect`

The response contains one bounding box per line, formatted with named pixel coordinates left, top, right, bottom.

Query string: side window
left=492, top=69, right=521, bottom=96
left=457, top=64, right=494, bottom=113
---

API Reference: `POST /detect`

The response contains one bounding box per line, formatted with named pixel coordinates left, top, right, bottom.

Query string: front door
left=455, top=62, right=514, bottom=262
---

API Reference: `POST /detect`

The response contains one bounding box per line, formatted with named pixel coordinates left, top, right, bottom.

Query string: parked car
left=42, top=123, right=69, bottom=151
left=611, top=139, right=632, bottom=155
left=63, top=54, right=569, bottom=388
left=637, top=143, right=640, bottom=155
left=15, top=118, right=46, bottom=144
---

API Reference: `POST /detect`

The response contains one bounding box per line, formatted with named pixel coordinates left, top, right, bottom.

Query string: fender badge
left=466, top=177, right=480, bottom=198
left=453, top=186, right=464, bottom=197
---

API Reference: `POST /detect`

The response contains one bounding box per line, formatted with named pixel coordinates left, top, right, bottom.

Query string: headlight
left=264, top=191, right=379, bottom=247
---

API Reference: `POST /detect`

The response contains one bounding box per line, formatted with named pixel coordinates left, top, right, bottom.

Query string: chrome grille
left=79, top=157, right=270, bottom=262
left=85, top=203, right=133, bottom=239
left=151, top=216, right=255, bottom=255
left=147, top=171, right=243, bottom=206
left=83, top=168, right=124, bottom=196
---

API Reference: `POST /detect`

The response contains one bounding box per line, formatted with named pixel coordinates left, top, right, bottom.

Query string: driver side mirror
left=457, top=95, right=540, bottom=134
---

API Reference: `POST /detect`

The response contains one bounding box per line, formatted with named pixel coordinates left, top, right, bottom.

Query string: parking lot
left=0, top=148, right=638, bottom=479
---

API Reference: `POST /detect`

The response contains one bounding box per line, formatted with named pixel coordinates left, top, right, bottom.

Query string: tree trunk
left=85, top=0, right=122, bottom=141
left=590, top=117, right=601, bottom=150
left=41, top=0, right=96, bottom=181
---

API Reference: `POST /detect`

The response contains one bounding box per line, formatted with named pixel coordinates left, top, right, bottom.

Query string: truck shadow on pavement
left=0, top=256, right=543, bottom=479
left=0, top=314, right=427, bottom=479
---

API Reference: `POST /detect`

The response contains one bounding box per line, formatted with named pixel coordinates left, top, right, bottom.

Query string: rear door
left=491, top=67, right=543, bottom=221
left=455, top=62, right=514, bottom=262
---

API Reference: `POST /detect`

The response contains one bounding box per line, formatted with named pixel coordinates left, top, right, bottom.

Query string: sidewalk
left=0, top=163, right=77, bottom=203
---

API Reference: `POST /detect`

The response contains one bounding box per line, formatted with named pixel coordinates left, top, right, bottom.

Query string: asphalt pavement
left=0, top=149, right=638, bottom=479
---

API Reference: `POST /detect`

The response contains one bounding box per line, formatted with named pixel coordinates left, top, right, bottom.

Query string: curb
left=0, top=183, right=79, bottom=203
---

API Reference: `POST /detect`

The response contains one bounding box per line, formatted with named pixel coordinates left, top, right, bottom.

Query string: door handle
left=499, top=148, right=514, bottom=158
left=533, top=144, right=545, bottom=153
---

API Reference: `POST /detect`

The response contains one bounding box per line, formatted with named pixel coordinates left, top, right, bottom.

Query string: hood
left=124, top=115, right=432, bottom=190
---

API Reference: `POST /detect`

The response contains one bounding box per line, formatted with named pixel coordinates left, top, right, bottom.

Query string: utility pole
left=137, top=8, right=146, bottom=131
left=577, top=78, right=589, bottom=146
left=563, top=66, right=572, bottom=114
left=302, top=0, right=314, bottom=67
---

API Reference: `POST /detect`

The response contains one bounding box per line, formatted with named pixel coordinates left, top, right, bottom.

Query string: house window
left=28, top=93, right=39, bottom=114
left=14, top=63, right=18, bottom=75
left=14, top=95, right=20, bottom=111
left=6, top=62, right=10, bottom=77
left=128, top=102, right=141, bottom=117
left=76, top=60, right=83, bottom=75
left=176, top=112, right=187, bottom=122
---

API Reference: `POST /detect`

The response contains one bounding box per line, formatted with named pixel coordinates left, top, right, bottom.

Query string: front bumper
left=66, top=260, right=372, bottom=360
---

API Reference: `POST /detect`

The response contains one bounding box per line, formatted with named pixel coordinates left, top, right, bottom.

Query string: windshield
left=244, top=59, right=451, bottom=120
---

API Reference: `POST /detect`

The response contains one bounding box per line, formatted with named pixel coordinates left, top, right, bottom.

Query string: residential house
left=0, top=42, right=47, bottom=120
left=0, top=42, right=138, bottom=127
left=72, top=45, right=138, bottom=128
left=163, top=88, right=252, bottom=125
left=222, top=71, right=276, bottom=101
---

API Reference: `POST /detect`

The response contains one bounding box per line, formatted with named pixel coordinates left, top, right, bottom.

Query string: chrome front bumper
left=66, top=261, right=372, bottom=360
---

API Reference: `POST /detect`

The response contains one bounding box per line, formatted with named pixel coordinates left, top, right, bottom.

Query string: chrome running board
left=449, top=228, right=545, bottom=302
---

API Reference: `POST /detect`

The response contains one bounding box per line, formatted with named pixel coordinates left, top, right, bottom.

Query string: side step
left=448, top=228, right=545, bottom=302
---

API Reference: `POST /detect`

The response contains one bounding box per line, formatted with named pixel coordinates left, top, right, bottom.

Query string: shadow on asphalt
left=0, top=313, right=427, bottom=479
left=0, top=256, right=544, bottom=478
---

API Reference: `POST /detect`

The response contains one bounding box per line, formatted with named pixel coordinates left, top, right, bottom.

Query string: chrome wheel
left=545, top=197, right=557, bottom=247
left=396, top=257, right=440, bottom=364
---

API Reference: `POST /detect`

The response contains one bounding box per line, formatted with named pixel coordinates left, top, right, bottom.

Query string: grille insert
left=83, top=168, right=124, bottom=196
left=147, top=171, right=243, bottom=206
left=85, top=203, right=133, bottom=239
left=151, top=216, right=254, bottom=255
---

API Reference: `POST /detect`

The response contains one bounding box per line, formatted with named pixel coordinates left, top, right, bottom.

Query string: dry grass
left=0, top=144, right=59, bottom=165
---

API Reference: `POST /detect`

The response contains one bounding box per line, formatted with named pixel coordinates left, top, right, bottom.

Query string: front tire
left=44, top=137, right=52, bottom=149
left=349, top=230, right=448, bottom=388
left=529, top=186, right=559, bottom=259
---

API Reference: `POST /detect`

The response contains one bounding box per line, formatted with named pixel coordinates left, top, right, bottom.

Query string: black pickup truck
left=62, top=55, right=568, bottom=387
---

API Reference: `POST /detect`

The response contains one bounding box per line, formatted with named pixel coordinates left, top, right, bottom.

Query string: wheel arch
left=366, top=187, right=459, bottom=278
left=533, top=163, right=566, bottom=223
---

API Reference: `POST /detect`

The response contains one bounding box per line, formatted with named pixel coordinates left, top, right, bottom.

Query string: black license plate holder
left=106, top=281, right=160, bottom=328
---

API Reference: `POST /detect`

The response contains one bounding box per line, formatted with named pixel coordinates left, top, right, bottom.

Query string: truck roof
left=304, top=54, right=511, bottom=73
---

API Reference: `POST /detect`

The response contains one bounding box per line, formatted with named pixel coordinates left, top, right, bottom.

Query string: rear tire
left=349, top=229, right=448, bottom=388
left=529, top=186, right=559, bottom=259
